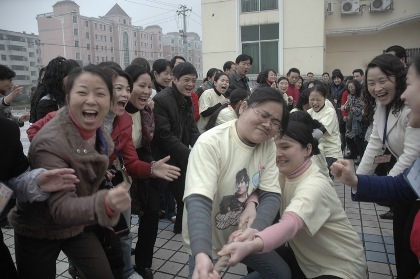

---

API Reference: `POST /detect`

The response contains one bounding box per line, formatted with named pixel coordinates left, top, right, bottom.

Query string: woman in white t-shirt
left=307, top=84, right=343, bottom=170
left=219, top=120, right=367, bottom=279
left=183, top=87, right=291, bottom=279
left=196, top=72, right=230, bottom=133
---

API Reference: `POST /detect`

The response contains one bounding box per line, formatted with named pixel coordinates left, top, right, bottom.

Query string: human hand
left=105, top=183, right=131, bottom=213
left=192, top=253, right=220, bottom=279
left=152, top=156, right=181, bottom=181
left=19, top=113, right=30, bottom=123
left=220, top=98, right=229, bottom=105
left=238, top=202, right=256, bottom=229
left=330, top=159, right=358, bottom=188
left=147, top=98, right=154, bottom=110
left=228, top=227, right=258, bottom=243
left=36, top=168, right=79, bottom=192
left=218, top=237, right=263, bottom=266
left=4, top=84, right=23, bottom=105
left=343, top=116, right=347, bottom=122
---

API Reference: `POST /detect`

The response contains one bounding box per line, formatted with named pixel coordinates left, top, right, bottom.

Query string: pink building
left=37, top=0, right=163, bottom=68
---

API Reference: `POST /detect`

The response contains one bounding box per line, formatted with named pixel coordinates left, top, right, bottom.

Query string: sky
left=0, top=0, right=202, bottom=36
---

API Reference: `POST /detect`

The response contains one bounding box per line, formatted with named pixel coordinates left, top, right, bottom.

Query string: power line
left=122, top=0, right=175, bottom=11
left=191, top=10, right=201, bottom=19
left=132, top=10, right=175, bottom=23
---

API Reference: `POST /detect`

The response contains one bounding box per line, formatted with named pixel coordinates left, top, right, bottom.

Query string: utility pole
left=177, top=5, right=191, bottom=57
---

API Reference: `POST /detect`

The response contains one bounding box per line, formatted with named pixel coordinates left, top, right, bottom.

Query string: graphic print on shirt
left=214, top=164, right=265, bottom=230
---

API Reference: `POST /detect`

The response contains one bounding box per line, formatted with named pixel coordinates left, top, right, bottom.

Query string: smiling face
left=333, top=76, right=342, bottom=86
left=173, top=74, right=197, bottom=97
left=322, top=74, right=329, bottom=83
left=347, top=82, right=356, bottom=95
left=214, top=74, right=229, bottom=94
left=275, top=135, right=311, bottom=176
left=130, top=73, right=153, bottom=111
left=110, top=76, right=131, bottom=116
left=287, top=71, right=299, bottom=85
left=68, top=72, right=110, bottom=131
left=353, top=72, right=363, bottom=83
left=236, top=101, right=283, bottom=145
left=401, top=65, right=420, bottom=128
left=309, top=91, right=325, bottom=112
left=268, top=71, right=277, bottom=84
left=154, top=66, right=172, bottom=88
left=367, top=67, right=397, bottom=107
left=278, top=79, right=289, bottom=93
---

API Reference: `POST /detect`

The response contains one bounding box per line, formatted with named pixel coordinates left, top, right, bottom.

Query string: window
left=111, top=47, right=114, bottom=53
left=88, top=54, right=91, bottom=61
left=134, top=32, right=136, bottom=37
left=110, top=37, right=113, bottom=42
left=102, top=57, right=105, bottom=62
left=0, top=44, right=4, bottom=50
left=15, top=75, right=29, bottom=80
left=241, top=24, right=279, bottom=74
left=134, top=41, right=136, bottom=46
left=100, top=24, right=102, bottom=30
left=11, top=65, right=25, bottom=70
left=96, top=45, right=98, bottom=50
left=104, top=36, right=106, bottom=42
left=74, top=29, right=78, bottom=35
left=96, top=56, right=99, bottom=62
left=135, top=50, right=137, bottom=55
left=109, top=26, right=112, bottom=32
left=122, top=31, right=129, bottom=68
left=76, top=53, right=80, bottom=59
left=105, top=46, right=107, bottom=52
left=171, top=47, right=175, bottom=51
left=31, top=71, right=37, bottom=76
left=86, top=32, right=89, bottom=39
left=241, top=0, right=278, bottom=12
left=111, top=57, right=114, bottom=62
left=406, top=48, right=420, bottom=65
left=95, top=34, right=98, bottom=40
left=95, top=23, right=97, bottom=29
left=123, top=19, right=126, bottom=24
left=29, top=52, right=35, bottom=57
left=100, top=35, right=103, bottom=40
left=1, top=55, right=6, bottom=61
left=85, top=21, right=89, bottom=27
left=87, top=44, right=90, bottom=50
left=101, top=46, right=104, bottom=51
left=73, top=16, right=77, bottom=23
left=75, top=41, right=79, bottom=47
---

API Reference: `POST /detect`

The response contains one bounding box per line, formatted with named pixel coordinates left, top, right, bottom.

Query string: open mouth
left=82, top=110, right=98, bottom=120
left=117, top=100, right=127, bottom=109
left=221, top=85, right=227, bottom=90
left=376, top=92, right=387, bottom=99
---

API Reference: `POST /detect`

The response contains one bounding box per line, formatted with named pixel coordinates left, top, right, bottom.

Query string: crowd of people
left=0, top=43, right=419, bottom=279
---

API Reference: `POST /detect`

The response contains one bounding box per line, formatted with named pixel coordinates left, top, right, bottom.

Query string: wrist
left=104, top=196, right=117, bottom=217
left=351, top=175, right=359, bottom=190
left=2, top=97, right=10, bottom=106
left=150, top=161, right=157, bottom=178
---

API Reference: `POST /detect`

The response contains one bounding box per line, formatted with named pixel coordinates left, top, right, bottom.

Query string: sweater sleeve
left=186, top=194, right=213, bottom=259
left=256, top=211, right=304, bottom=253
left=8, top=168, right=50, bottom=202
left=352, top=171, right=417, bottom=203
left=201, top=103, right=222, bottom=117
left=251, top=190, right=281, bottom=231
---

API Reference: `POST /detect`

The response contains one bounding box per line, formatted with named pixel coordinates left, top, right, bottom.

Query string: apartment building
left=0, top=29, right=41, bottom=90
left=37, top=0, right=163, bottom=68
left=162, top=32, right=203, bottom=79
left=202, top=0, right=420, bottom=77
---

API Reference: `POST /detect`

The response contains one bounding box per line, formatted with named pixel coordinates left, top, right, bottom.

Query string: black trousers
left=393, top=203, right=420, bottom=278
left=135, top=178, right=162, bottom=269
left=168, top=170, right=186, bottom=233
left=0, top=229, right=18, bottom=279
left=276, top=244, right=342, bottom=279
left=15, top=231, right=114, bottom=279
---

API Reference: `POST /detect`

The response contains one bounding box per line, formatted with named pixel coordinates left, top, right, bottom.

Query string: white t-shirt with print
left=216, top=106, right=237, bottom=126
left=183, top=120, right=281, bottom=258
left=280, top=164, right=367, bottom=279
left=197, top=88, right=227, bottom=133
left=307, top=106, right=343, bottom=159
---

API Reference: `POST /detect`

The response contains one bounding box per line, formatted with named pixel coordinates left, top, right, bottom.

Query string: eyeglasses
left=252, top=108, right=282, bottom=132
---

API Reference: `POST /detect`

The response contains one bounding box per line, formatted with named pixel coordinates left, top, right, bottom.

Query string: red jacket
left=411, top=210, right=420, bottom=260
left=191, top=91, right=200, bottom=122
left=286, top=84, right=300, bottom=105
left=341, top=90, right=349, bottom=118
left=27, top=110, right=152, bottom=179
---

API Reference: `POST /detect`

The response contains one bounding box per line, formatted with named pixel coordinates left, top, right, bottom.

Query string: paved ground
left=1, top=119, right=397, bottom=278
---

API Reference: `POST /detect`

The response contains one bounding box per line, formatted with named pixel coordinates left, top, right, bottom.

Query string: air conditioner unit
left=370, top=0, right=392, bottom=12
left=326, top=0, right=333, bottom=15
left=341, top=0, right=360, bottom=15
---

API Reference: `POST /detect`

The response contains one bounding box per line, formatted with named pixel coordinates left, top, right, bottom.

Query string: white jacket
left=356, top=104, right=420, bottom=176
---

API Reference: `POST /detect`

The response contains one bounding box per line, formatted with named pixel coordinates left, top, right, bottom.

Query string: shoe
left=379, top=210, right=394, bottom=220
left=137, top=267, right=154, bottom=279
left=127, top=271, right=144, bottom=279
left=171, top=216, right=176, bottom=223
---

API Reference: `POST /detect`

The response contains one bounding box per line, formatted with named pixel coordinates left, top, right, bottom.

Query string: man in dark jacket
left=226, top=54, right=252, bottom=98
left=151, top=62, right=200, bottom=234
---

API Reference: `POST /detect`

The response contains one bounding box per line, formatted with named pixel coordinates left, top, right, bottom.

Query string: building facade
left=37, top=0, right=163, bottom=68
left=162, top=32, right=203, bottom=79
left=202, top=0, right=420, bottom=77
left=0, top=29, right=41, bottom=90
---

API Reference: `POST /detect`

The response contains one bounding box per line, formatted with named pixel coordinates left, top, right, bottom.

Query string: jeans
left=15, top=231, right=114, bottom=279
left=121, top=206, right=135, bottom=278
left=188, top=251, right=291, bottom=279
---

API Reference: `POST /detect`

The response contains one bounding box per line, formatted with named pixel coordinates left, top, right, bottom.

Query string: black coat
left=151, top=86, right=200, bottom=171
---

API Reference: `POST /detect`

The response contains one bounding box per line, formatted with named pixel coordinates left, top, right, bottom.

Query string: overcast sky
left=0, top=0, right=202, bottom=36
